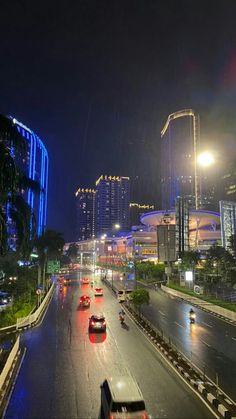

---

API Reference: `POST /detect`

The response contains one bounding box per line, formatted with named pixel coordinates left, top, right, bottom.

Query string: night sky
left=1, top=0, right=236, bottom=241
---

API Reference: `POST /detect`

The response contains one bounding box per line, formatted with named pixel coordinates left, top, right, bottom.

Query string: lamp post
left=111, top=223, right=120, bottom=290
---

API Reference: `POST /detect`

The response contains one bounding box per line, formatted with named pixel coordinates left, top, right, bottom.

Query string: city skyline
left=1, top=1, right=236, bottom=240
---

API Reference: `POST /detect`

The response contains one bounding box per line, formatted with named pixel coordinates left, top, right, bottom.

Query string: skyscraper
left=95, top=175, right=130, bottom=235
left=160, top=109, right=200, bottom=211
left=75, top=188, right=96, bottom=241
left=2, top=115, right=48, bottom=238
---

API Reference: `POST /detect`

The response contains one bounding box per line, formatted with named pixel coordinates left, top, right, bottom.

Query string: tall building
left=2, top=115, right=48, bottom=237
left=129, top=202, right=154, bottom=227
left=220, top=200, right=236, bottom=250
left=75, top=188, right=96, bottom=241
left=160, top=109, right=200, bottom=211
left=95, top=175, right=130, bottom=235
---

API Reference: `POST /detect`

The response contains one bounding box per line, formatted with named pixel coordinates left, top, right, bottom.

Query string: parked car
left=89, top=314, right=106, bottom=332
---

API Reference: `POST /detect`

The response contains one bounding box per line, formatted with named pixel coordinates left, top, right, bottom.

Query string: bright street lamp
left=197, top=151, right=215, bottom=167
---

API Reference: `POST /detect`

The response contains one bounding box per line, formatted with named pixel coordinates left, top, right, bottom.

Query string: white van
left=117, top=289, right=133, bottom=303
left=100, top=375, right=147, bottom=419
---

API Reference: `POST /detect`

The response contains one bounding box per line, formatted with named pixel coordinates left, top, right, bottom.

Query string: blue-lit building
left=9, top=116, right=48, bottom=236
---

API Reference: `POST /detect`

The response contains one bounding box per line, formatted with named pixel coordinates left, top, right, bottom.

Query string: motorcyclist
left=189, top=308, right=196, bottom=322
left=119, top=309, right=125, bottom=323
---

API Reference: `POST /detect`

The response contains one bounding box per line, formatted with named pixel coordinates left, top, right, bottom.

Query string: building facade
left=129, top=202, right=154, bottom=228
left=95, top=175, right=130, bottom=236
left=75, top=188, right=96, bottom=241
left=3, top=116, right=48, bottom=238
left=160, top=109, right=200, bottom=211
left=220, top=200, right=236, bottom=250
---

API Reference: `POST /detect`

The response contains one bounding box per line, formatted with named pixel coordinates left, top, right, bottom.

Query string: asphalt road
left=109, top=273, right=236, bottom=401
left=5, top=271, right=216, bottom=419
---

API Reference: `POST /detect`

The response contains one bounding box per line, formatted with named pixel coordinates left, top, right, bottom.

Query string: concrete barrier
left=161, top=285, right=236, bottom=322
left=16, top=283, right=55, bottom=330
left=0, top=336, right=19, bottom=392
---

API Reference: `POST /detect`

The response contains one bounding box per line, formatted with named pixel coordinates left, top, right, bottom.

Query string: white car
left=94, top=287, right=103, bottom=296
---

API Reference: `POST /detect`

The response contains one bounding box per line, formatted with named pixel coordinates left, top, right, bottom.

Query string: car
left=79, top=295, right=91, bottom=307
left=94, top=287, right=103, bottom=296
left=100, top=375, right=148, bottom=419
left=89, top=314, right=106, bottom=332
left=82, top=277, right=90, bottom=284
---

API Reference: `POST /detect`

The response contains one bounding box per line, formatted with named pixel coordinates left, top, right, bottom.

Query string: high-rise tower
left=95, top=175, right=130, bottom=235
left=160, top=109, right=200, bottom=211
left=75, top=188, right=96, bottom=241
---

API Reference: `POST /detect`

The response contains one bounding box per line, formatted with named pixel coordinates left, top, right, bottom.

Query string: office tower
left=95, top=175, right=130, bottom=236
left=160, top=109, right=200, bottom=211
left=75, top=188, right=96, bottom=241
left=220, top=200, right=236, bottom=250
left=1, top=115, right=48, bottom=238
left=129, top=202, right=154, bottom=228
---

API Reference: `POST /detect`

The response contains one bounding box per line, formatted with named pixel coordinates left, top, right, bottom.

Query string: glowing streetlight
left=114, top=223, right=120, bottom=230
left=197, top=151, right=215, bottom=167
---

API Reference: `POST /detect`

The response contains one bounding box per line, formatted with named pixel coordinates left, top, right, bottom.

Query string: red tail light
left=102, top=321, right=106, bottom=325
left=109, top=416, right=114, bottom=419
left=91, top=321, right=95, bottom=325
left=142, top=413, right=148, bottom=419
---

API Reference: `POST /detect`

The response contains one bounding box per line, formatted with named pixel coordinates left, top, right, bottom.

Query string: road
left=5, top=271, right=216, bottom=418
left=109, top=272, right=236, bottom=401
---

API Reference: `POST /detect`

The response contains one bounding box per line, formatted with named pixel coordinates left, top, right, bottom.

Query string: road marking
left=158, top=310, right=166, bottom=316
left=202, top=321, right=212, bottom=328
left=232, top=337, right=236, bottom=341
left=200, top=339, right=211, bottom=348
left=174, top=321, right=184, bottom=328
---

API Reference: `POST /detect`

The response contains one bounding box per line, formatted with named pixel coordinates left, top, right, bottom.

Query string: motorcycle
left=119, top=314, right=125, bottom=325
left=189, top=311, right=196, bottom=324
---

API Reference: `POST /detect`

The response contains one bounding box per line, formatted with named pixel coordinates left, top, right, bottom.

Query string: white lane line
left=174, top=321, right=184, bottom=328
left=202, top=321, right=212, bottom=328
left=200, top=339, right=211, bottom=348
left=232, top=337, right=236, bottom=341
left=158, top=310, right=166, bottom=316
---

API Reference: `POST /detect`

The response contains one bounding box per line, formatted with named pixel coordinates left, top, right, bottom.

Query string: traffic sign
left=47, top=260, right=60, bottom=274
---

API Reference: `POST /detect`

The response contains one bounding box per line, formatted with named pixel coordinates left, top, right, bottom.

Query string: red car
left=82, top=278, right=90, bottom=284
left=94, top=287, right=103, bottom=296
left=79, top=295, right=91, bottom=307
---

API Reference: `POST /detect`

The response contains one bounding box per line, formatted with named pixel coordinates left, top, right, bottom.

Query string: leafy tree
left=66, top=243, right=78, bottom=262
left=180, top=250, right=200, bottom=269
left=34, top=229, right=65, bottom=289
left=130, top=288, right=150, bottom=315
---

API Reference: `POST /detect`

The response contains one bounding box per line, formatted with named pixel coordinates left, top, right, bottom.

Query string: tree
left=130, top=288, right=150, bottom=315
left=66, top=243, right=78, bottom=263
left=34, top=229, right=65, bottom=290
left=180, top=250, right=200, bottom=269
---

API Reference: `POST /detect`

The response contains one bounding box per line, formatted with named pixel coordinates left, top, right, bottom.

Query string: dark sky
left=1, top=0, right=236, bottom=240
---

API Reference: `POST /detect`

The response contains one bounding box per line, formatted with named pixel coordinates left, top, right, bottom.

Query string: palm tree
left=34, top=229, right=65, bottom=290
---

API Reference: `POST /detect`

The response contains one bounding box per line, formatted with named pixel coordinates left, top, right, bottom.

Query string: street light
left=197, top=151, right=215, bottom=167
